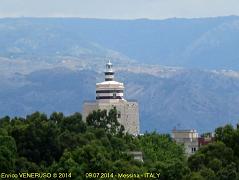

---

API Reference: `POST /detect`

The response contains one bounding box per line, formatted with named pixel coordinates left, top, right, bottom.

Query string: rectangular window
left=191, top=147, right=197, bottom=153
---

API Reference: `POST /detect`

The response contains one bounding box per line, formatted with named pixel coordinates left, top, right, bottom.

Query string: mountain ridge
left=0, top=16, right=239, bottom=70
left=1, top=16, right=239, bottom=133
left=1, top=67, right=239, bottom=133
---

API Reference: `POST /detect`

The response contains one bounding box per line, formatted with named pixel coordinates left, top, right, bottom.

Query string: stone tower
left=83, top=61, right=140, bottom=135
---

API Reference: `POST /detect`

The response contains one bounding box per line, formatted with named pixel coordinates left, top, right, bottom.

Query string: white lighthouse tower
left=96, top=60, right=124, bottom=102
left=83, top=61, right=140, bottom=135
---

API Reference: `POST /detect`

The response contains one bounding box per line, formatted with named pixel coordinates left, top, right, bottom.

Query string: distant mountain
left=121, top=69, right=239, bottom=133
left=0, top=16, right=239, bottom=70
left=1, top=17, right=239, bottom=133
left=1, top=67, right=239, bottom=133
left=0, top=68, right=96, bottom=117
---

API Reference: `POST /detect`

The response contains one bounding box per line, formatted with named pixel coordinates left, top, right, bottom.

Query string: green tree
left=0, top=135, right=17, bottom=172
left=217, top=162, right=237, bottom=180
left=86, top=108, right=124, bottom=135
left=58, top=112, right=86, bottom=133
left=188, top=125, right=239, bottom=180
left=11, top=112, right=61, bottom=165
left=137, top=132, right=187, bottom=180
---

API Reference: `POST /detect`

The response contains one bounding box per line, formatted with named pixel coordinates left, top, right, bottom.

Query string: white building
left=83, top=61, right=140, bottom=135
left=172, top=129, right=199, bottom=156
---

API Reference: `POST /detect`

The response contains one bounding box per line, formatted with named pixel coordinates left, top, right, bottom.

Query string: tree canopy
left=0, top=109, right=238, bottom=179
left=186, top=124, right=239, bottom=180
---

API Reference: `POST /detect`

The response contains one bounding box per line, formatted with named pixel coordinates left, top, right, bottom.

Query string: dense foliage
left=0, top=109, right=238, bottom=179
left=0, top=109, right=186, bottom=179
left=186, top=124, right=239, bottom=180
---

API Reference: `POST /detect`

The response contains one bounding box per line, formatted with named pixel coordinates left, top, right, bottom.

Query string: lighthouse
left=83, top=61, right=140, bottom=135
left=96, top=61, right=124, bottom=101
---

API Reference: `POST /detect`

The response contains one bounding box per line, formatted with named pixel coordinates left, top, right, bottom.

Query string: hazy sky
left=0, top=0, right=239, bottom=19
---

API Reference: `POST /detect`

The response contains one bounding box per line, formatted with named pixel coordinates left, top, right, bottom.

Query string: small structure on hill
left=172, top=129, right=215, bottom=156
left=172, top=129, right=199, bottom=156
